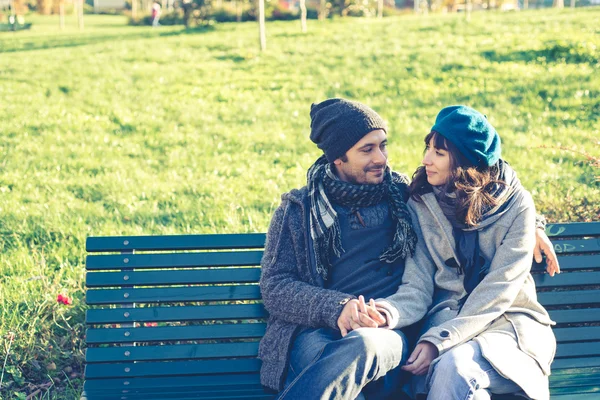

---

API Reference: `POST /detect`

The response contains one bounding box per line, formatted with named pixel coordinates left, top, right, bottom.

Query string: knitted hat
left=431, top=105, right=501, bottom=167
left=310, top=98, right=387, bottom=163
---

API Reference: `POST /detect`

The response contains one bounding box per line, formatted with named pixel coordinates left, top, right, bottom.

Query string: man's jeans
left=414, top=341, right=522, bottom=400
left=277, top=327, right=408, bottom=400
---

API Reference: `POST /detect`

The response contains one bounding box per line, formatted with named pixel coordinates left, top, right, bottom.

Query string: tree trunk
left=553, top=0, right=564, bottom=8
left=570, top=0, right=575, bottom=7
left=300, top=0, right=307, bottom=32
left=235, top=0, right=242, bottom=22
left=59, top=1, right=65, bottom=29
left=319, top=0, right=326, bottom=20
left=132, top=0, right=137, bottom=19
left=258, top=0, right=266, bottom=51
left=524, top=0, right=528, bottom=9
left=466, top=0, right=471, bottom=21
left=377, top=0, right=383, bottom=18
left=78, top=0, right=84, bottom=30
left=37, top=0, right=53, bottom=15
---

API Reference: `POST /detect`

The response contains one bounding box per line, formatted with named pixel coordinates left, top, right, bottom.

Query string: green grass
left=1, top=8, right=599, bottom=399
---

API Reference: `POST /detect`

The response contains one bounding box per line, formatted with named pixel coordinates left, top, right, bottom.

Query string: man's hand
left=535, top=228, right=561, bottom=276
left=401, top=341, right=439, bottom=376
left=337, top=296, right=386, bottom=337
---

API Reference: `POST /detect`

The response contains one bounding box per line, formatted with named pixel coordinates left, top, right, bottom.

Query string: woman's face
left=422, top=138, right=451, bottom=186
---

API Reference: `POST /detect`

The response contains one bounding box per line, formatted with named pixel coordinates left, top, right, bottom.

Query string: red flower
left=57, top=294, right=72, bottom=305
left=143, top=322, right=158, bottom=327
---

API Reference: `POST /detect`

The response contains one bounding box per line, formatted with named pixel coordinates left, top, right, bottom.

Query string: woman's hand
left=534, top=228, right=561, bottom=276
left=401, top=341, right=439, bottom=376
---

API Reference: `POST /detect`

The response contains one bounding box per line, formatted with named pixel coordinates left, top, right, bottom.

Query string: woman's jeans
left=414, top=341, right=522, bottom=400
left=277, top=327, right=408, bottom=400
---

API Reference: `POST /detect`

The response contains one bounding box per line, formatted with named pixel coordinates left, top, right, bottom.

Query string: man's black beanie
left=309, top=98, right=388, bottom=163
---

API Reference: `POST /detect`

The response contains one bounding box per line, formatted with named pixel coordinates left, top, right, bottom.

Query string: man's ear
left=333, top=158, right=343, bottom=166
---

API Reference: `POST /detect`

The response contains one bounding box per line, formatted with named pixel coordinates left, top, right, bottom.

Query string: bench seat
left=82, top=222, right=600, bottom=399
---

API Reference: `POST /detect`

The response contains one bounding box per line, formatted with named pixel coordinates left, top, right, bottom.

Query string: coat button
left=440, top=330, right=450, bottom=338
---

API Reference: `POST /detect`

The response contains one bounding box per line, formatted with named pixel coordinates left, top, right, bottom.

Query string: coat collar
left=420, top=193, right=461, bottom=266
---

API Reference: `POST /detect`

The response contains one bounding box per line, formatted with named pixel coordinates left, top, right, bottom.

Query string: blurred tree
left=36, top=0, right=53, bottom=14
left=318, top=0, right=326, bottom=20
left=299, top=0, right=306, bottom=31
left=181, top=0, right=211, bottom=27
left=258, top=0, right=266, bottom=50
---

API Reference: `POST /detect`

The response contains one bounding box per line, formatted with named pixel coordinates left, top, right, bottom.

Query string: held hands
left=337, top=295, right=387, bottom=337
left=534, top=228, right=561, bottom=277
left=401, top=341, right=439, bottom=376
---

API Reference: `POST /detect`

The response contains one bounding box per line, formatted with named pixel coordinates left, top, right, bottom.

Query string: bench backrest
left=83, top=222, right=600, bottom=398
left=84, top=233, right=269, bottom=398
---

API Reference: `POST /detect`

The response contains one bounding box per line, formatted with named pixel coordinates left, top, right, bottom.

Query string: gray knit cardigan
left=258, top=187, right=354, bottom=391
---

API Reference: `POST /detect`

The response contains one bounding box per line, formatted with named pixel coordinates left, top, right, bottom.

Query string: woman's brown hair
left=409, top=131, right=508, bottom=227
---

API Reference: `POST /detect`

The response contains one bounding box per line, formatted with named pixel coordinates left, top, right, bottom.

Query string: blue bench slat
left=550, top=387, right=600, bottom=396
left=86, top=285, right=261, bottom=305
left=83, top=387, right=268, bottom=396
left=554, top=327, right=600, bottom=343
left=84, top=358, right=262, bottom=379
left=86, top=323, right=266, bottom=344
left=86, top=234, right=266, bottom=252
left=545, top=222, right=600, bottom=238
left=86, top=304, right=267, bottom=324
left=555, top=342, right=600, bottom=359
left=549, top=308, right=600, bottom=324
left=82, top=387, right=268, bottom=398
left=552, top=357, right=600, bottom=370
left=548, top=255, right=600, bottom=271
left=86, top=252, right=263, bottom=271
left=535, top=271, right=600, bottom=288
left=86, top=342, right=259, bottom=363
left=537, top=289, right=600, bottom=307
left=552, top=367, right=600, bottom=377
left=86, top=268, right=261, bottom=287
left=550, top=371, right=600, bottom=387
left=552, top=239, right=600, bottom=255
left=83, top=392, right=272, bottom=400
left=83, top=374, right=262, bottom=390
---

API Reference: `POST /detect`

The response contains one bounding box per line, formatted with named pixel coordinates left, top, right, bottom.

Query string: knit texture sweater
left=258, top=186, right=408, bottom=391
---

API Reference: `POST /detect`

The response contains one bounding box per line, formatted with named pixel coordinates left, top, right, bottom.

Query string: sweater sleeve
left=376, top=202, right=437, bottom=329
left=420, top=193, right=537, bottom=354
left=259, top=199, right=354, bottom=330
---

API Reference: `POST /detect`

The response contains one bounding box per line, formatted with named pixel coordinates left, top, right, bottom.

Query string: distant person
left=377, top=105, right=557, bottom=399
left=152, top=1, right=161, bottom=28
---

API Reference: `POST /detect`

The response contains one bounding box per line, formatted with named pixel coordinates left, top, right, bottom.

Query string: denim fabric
left=278, top=327, right=409, bottom=400
left=413, top=341, right=522, bottom=400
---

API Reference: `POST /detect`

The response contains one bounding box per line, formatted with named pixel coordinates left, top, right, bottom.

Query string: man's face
left=333, top=129, right=388, bottom=185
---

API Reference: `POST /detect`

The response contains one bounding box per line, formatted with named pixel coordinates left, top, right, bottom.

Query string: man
left=258, top=98, right=559, bottom=400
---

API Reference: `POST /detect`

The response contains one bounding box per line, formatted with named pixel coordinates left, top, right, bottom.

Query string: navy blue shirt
left=325, top=201, right=406, bottom=300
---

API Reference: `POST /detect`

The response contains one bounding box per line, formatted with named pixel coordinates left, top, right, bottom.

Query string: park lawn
left=1, top=8, right=599, bottom=399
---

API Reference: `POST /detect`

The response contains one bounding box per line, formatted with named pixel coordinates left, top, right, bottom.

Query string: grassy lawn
left=1, top=8, right=599, bottom=399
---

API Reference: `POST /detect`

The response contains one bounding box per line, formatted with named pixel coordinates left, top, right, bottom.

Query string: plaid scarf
left=307, top=155, right=418, bottom=280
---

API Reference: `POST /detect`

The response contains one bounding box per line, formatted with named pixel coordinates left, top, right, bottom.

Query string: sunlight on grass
left=0, top=8, right=599, bottom=399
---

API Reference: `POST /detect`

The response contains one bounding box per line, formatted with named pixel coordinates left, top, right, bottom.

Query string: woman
left=377, top=105, right=556, bottom=399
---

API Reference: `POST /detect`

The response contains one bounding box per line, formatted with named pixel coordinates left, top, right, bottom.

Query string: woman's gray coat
left=378, top=188, right=556, bottom=399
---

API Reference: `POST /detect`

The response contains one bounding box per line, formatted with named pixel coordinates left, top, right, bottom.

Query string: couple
left=258, top=98, right=559, bottom=400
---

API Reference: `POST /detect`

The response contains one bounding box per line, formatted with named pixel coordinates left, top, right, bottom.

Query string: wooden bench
left=81, top=222, right=600, bottom=400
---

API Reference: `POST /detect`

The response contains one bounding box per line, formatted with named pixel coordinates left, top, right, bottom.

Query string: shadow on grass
left=482, top=41, right=599, bottom=66
left=0, top=25, right=215, bottom=54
